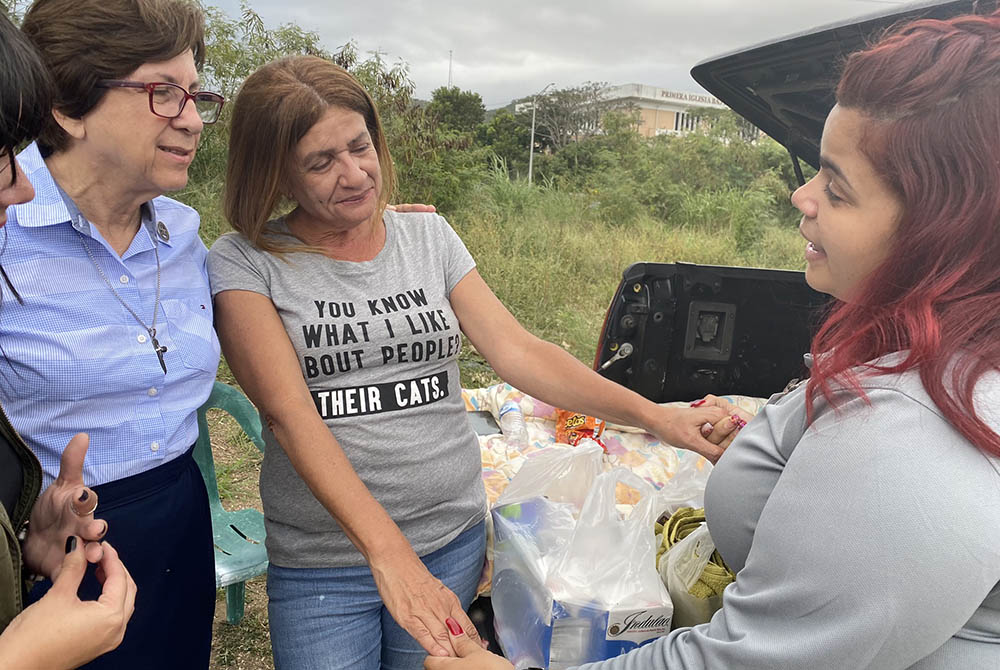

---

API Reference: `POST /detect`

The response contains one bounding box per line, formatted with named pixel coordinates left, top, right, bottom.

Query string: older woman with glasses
left=6, top=0, right=225, bottom=667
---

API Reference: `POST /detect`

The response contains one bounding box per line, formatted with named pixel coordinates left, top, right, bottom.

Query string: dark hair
left=224, top=55, right=396, bottom=254
left=0, top=11, right=53, bottom=178
left=0, top=12, right=50, bottom=306
left=807, top=9, right=1000, bottom=457
left=20, top=0, right=205, bottom=154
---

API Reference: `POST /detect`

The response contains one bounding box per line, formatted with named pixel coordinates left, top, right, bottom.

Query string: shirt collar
left=11, top=142, right=72, bottom=229
left=12, top=142, right=173, bottom=247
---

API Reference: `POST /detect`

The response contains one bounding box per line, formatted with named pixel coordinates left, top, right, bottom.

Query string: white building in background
left=601, top=84, right=727, bottom=138
left=513, top=84, right=729, bottom=139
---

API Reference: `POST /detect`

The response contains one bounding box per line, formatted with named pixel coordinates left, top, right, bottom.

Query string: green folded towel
left=656, top=507, right=734, bottom=598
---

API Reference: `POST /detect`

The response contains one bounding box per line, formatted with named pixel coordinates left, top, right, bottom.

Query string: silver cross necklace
left=78, top=228, right=168, bottom=373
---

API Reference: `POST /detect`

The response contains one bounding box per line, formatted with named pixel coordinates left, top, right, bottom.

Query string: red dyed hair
left=807, top=8, right=1000, bottom=457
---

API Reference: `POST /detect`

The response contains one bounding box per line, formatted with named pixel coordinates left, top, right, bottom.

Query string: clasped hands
left=645, top=394, right=754, bottom=463
left=371, top=544, right=486, bottom=659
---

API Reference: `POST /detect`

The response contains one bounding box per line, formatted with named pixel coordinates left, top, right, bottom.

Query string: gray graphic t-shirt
left=207, top=210, right=487, bottom=568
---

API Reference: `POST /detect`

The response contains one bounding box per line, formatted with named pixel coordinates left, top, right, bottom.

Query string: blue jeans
left=267, top=520, right=487, bottom=670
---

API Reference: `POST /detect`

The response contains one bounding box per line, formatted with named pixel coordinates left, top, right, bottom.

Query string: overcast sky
left=208, top=0, right=914, bottom=108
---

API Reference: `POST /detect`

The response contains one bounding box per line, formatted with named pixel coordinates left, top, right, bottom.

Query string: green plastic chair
left=193, top=381, right=267, bottom=625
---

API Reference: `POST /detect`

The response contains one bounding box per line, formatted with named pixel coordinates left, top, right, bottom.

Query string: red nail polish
left=690, top=399, right=706, bottom=407
left=446, top=617, right=463, bottom=636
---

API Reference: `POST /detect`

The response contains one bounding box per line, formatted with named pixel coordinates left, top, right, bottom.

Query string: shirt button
left=119, top=275, right=129, bottom=284
left=150, top=442, right=160, bottom=452
left=147, top=387, right=158, bottom=397
left=137, top=334, right=147, bottom=343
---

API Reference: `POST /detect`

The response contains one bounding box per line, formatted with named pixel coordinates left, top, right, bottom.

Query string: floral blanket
left=462, top=383, right=767, bottom=595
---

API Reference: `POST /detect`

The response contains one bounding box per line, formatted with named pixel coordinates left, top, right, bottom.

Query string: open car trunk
left=689, top=0, right=984, bottom=171
left=594, top=0, right=991, bottom=400
left=594, top=263, right=827, bottom=402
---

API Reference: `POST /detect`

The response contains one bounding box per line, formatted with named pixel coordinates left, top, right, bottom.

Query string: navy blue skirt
left=30, top=446, right=215, bottom=668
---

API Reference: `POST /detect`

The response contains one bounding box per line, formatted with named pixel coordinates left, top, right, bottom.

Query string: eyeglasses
left=95, top=80, right=225, bottom=124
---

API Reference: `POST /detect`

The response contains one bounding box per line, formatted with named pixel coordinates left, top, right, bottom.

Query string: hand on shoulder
left=387, top=203, right=436, bottom=214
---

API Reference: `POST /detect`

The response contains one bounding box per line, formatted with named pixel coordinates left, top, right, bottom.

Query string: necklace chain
left=77, top=227, right=167, bottom=373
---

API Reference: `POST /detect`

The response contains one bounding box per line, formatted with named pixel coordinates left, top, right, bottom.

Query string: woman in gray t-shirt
left=207, top=55, right=733, bottom=670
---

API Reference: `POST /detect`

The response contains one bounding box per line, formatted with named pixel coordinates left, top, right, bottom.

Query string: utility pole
left=528, top=82, right=555, bottom=186
left=448, top=50, right=453, bottom=87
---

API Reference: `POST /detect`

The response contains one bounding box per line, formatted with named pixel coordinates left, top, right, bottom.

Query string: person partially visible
left=208, top=55, right=730, bottom=670
left=8, top=0, right=224, bottom=666
left=428, top=8, right=1000, bottom=670
left=0, top=11, right=135, bottom=668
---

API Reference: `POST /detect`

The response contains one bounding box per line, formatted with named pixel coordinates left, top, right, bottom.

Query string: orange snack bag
left=555, top=409, right=607, bottom=447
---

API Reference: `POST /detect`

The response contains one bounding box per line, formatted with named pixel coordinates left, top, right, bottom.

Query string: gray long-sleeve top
left=576, top=361, right=1000, bottom=670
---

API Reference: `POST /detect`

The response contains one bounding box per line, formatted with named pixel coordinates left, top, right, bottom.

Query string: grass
left=450, top=173, right=804, bottom=365
left=194, top=171, right=805, bottom=668
left=201, top=405, right=271, bottom=670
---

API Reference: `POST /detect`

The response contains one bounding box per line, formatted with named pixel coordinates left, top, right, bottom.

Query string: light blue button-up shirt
left=2, top=143, right=220, bottom=488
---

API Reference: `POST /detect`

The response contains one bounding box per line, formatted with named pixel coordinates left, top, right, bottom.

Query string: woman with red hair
left=430, top=9, right=1000, bottom=670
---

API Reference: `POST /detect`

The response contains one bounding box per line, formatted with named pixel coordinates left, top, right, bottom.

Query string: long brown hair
left=224, top=55, right=396, bottom=254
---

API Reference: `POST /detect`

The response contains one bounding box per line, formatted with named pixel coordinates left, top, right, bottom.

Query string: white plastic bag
left=492, top=444, right=674, bottom=669
left=653, top=450, right=714, bottom=516
left=658, top=523, right=725, bottom=628
left=549, top=468, right=669, bottom=609
left=497, top=440, right=604, bottom=509
left=492, top=443, right=603, bottom=669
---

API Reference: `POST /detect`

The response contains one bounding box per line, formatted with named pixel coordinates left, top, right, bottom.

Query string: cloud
left=210, top=0, right=907, bottom=107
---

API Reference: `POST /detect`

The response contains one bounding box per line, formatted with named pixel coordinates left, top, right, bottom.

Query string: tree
left=529, top=81, right=634, bottom=151
left=203, top=3, right=410, bottom=109
left=201, top=3, right=341, bottom=100
left=480, top=109, right=530, bottom=177
left=0, top=0, right=29, bottom=20
left=688, top=107, right=762, bottom=144
left=189, top=4, right=415, bottom=189
left=427, top=86, right=485, bottom=134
